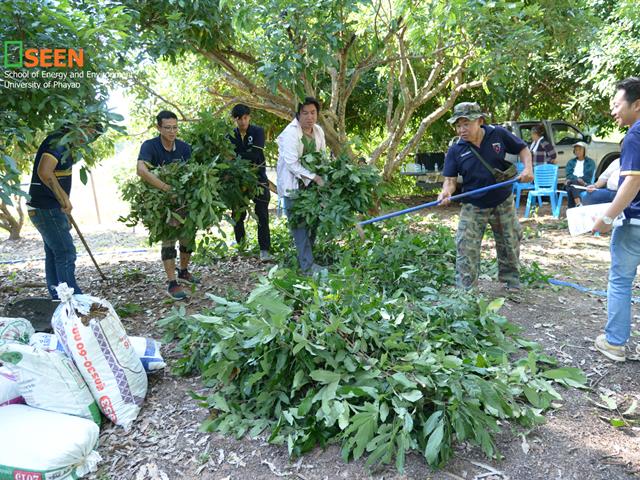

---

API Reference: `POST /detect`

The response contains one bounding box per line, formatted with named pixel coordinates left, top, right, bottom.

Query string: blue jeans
left=29, top=208, right=82, bottom=299
left=582, top=188, right=617, bottom=206
left=605, top=222, right=640, bottom=345
left=283, top=196, right=315, bottom=272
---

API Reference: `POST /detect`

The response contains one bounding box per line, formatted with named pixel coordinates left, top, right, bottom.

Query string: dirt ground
left=1, top=204, right=639, bottom=480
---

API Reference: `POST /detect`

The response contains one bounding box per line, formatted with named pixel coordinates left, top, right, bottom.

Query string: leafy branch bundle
left=119, top=160, right=229, bottom=243
left=180, top=111, right=260, bottom=213
left=119, top=111, right=263, bottom=243
left=288, top=149, right=382, bottom=238
left=160, top=223, right=586, bottom=471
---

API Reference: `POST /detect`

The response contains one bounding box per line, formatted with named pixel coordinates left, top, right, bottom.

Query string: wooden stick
left=67, top=213, right=107, bottom=280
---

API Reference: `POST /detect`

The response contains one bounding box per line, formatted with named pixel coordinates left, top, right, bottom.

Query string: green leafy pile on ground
left=160, top=219, right=584, bottom=471
left=288, top=149, right=383, bottom=238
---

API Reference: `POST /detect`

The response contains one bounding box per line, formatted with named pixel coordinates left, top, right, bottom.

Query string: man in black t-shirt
left=228, top=104, right=272, bottom=261
left=137, top=110, right=195, bottom=300
left=27, top=124, right=102, bottom=299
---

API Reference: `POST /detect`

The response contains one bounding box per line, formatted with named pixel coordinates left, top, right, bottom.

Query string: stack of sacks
left=0, top=283, right=157, bottom=478
left=0, top=317, right=101, bottom=478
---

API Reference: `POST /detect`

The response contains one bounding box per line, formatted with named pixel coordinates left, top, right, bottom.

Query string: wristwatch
left=602, top=215, right=614, bottom=225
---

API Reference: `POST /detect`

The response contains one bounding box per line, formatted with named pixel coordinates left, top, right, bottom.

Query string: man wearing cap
left=564, top=141, right=595, bottom=208
left=592, top=77, right=640, bottom=362
left=438, top=102, right=533, bottom=291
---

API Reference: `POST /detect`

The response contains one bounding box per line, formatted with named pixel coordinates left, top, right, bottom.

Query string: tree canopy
left=119, top=0, right=635, bottom=178
left=0, top=0, right=129, bottom=237
left=2, top=0, right=638, bottom=191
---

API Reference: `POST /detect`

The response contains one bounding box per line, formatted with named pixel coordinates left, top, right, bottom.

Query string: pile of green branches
left=160, top=220, right=584, bottom=471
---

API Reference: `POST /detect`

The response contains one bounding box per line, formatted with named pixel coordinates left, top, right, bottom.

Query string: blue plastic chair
left=513, top=162, right=535, bottom=210
left=554, top=170, right=597, bottom=218
left=524, top=164, right=559, bottom=218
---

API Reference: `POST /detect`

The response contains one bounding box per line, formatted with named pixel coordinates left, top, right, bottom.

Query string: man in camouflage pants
left=438, top=102, right=533, bottom=291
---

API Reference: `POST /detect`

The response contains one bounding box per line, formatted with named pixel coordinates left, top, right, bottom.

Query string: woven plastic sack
left=129, top=336, right=166, bottom=372
left=0, top=340, right=100, bottom=423
left=31, top=332, right=166, bottom=373
left=0, top=366, right=24, bottom=407
left=51, top=284, right=147, bottom=429
left=0, top=404, right=101, bottom=479
left=0, top=317, right=34, bottom=343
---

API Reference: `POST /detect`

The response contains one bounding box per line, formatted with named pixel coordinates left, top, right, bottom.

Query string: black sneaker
left=177, top=269, right=200, bottom=285
left=167, top=280, right=188, bottom=300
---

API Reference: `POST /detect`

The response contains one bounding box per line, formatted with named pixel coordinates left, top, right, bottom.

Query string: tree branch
left=127, top=76, right=190, bottom=121
left=385, top=62, right=396, bottom=131
left=388, top=78, right=483, bottom=177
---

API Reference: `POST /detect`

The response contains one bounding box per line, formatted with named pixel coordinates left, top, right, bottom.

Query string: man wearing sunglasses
left=137, top=110, right=196, bottom=300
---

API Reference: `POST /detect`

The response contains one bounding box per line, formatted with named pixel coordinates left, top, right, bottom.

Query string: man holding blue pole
left=438, top=102, right=533, bottom=291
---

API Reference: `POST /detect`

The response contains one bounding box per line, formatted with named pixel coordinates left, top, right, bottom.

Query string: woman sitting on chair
left=564, top=141, right=596, bottom=208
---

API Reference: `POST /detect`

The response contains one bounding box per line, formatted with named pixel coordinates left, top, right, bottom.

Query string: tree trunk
left=0, top=199, right=24, bottom=240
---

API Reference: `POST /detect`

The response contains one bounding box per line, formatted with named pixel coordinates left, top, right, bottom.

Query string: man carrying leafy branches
left=27, top=123, right=103, bottom=299
left=228, top=104, right=272, bottom=262
left=136, top=110, right=196, bottom=300
left=438, top=102, right=533, bottom=292
left=276, top=97, right=326, bottom=274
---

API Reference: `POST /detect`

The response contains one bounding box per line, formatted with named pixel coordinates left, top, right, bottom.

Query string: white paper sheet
left=566, top=202, right=624, bottom=236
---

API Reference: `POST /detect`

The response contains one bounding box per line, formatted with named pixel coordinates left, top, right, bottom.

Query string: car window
left=519, top=126, right=533, bottom=144
left=551, top=123, right=584, bottom=145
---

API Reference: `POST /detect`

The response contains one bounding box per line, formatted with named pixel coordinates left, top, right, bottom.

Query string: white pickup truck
left=503, top=120, right=620, bottom=181
left=404, top=120, right=620, bottom=188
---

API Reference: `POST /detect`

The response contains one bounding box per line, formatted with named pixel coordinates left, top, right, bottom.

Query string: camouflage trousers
left=455, top=195, right=522, bottom=290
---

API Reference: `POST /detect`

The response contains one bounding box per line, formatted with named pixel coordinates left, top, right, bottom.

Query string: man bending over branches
left=28, top=123, right=103, bottom=299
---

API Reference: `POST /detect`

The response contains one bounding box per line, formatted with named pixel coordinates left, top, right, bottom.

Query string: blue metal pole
left=358, top=178, right=519, bottom=226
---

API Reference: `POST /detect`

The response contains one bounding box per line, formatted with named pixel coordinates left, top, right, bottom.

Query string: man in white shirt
left=276, top=97, right=326, bottom=273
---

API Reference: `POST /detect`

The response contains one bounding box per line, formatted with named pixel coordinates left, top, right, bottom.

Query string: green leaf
left=542, top=367, right=587, bottom=387
left=610, top=418, right=626, bottom=427
left=310, top=369, right=341, bottom=384
left=79, top=167, right=88, bottom=185
left=423, top=411, right=443, bottom=437
left=486, top=298, right=504, bottom=312
left=400, top=390, right=423, bottom=402
left=379, top=402, right=389, bottom=422
left=442, top=355, right=463, bottom=369
left=425, top=422, right=444, bottom=465
left=391, top=372, right=417, bottom=389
